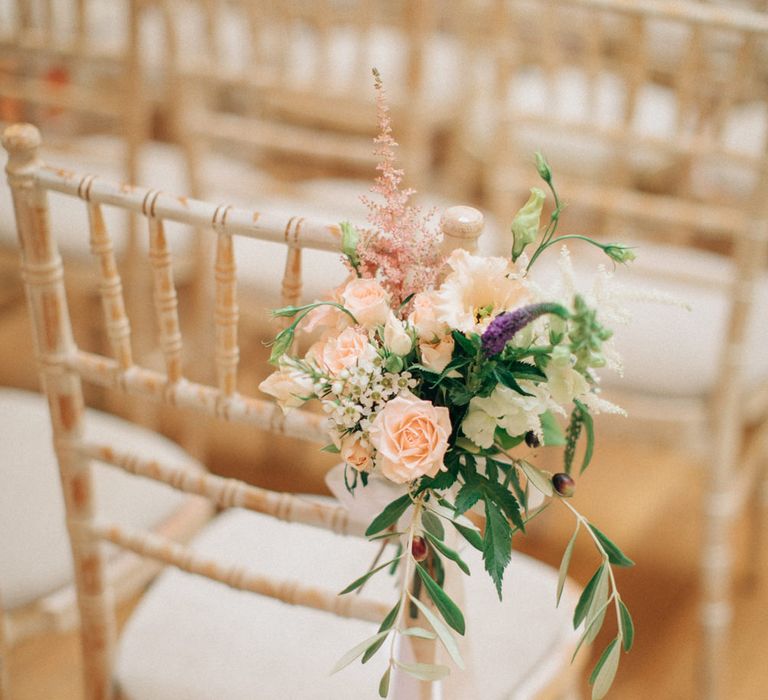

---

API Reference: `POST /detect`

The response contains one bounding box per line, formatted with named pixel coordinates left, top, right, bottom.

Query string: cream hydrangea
left=461, top=382, right=554, bottom=449
left=434, top=249, right=529, bottom=333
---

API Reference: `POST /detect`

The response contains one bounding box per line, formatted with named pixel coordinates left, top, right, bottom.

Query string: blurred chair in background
left=451, top=1, right=768, bottom=698
left=2, top=122, right=587, bottom=700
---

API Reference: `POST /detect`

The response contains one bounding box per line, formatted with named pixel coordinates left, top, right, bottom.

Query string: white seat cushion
left=0, top=388, right=205, bottom=610
left=529, top=243, right=768, bottom=398
left=115, top=507, right=579, bottom=700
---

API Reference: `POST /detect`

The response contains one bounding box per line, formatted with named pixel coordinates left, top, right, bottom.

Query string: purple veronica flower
left=481, top=303, right=569, bottom=357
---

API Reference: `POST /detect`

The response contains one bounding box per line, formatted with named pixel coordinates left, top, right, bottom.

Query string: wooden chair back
left=157, top=0, right=449, bottom=194
left=2, top=122, right=482, bottom=699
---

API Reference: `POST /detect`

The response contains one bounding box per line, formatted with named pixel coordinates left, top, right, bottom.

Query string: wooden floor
left=2, top=281, right=767, bottom=699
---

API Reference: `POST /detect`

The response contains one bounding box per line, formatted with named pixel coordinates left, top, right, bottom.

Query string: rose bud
left=525, top=431, right=540, bottom=448
left=411, top=536, right=428, bottom=562
left=552, top=473, right=576, bottom=497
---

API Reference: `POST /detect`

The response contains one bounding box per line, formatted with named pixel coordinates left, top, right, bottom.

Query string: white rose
left=258, top=363, right=315, bottom=414
left=384, top=312, right=413, bottom=356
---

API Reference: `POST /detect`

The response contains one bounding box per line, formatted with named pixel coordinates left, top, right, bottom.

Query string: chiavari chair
left=3, top=121, right=587, bottom=700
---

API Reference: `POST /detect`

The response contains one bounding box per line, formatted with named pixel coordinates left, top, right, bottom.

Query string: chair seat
left=529, top=243, right=768, bottom=398
left=115, top=507, right=580, bottom=700
left=0, top=388, right=207, bottom=610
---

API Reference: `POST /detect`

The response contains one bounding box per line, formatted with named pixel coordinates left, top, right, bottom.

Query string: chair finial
left=2, top=123, right=41, bottom=154
left=3, top=123, right=42, bottom=176
left=440, top=205, right=484, bottom=254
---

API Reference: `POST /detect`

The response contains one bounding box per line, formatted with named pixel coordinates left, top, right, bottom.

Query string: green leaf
left=362, top=601, right=401, bottom=664
left=378, top=667, right=391, bottom=698
left=320, top=443, right=341, bottom=454
left=367, top=531, right=405, bottom=541
left=402, top=626, right=436, bottom=640
left=415, top=564, right=466, bottom=635
left=588, top=523, right=635, bottom=567
left=425, top=531, right=471, bottom=575
left=365, top=494, right=413, bottom=536
left=584, top=566, right=610, bottom=644
left=590, top=638, right=621, bottom=700
left=619, top=600, right=635, bottom=651
left=541, top=411, right=566, bottom=446
left=395, top=660, right=451, bottom=682
left=574, top=400, right=594, bottom=473
left=494, top=427, right=524, bottom=450
left=483, top=499, right=512, bottom=599
left=452, top=521, right=483, bottom=551
left=506, top=360, right=546, bottom=381
left=454, top=482, right=482, bottom=516
left=518, top=460, right=554, bottom=498
left=451, top=330, right=479, bottom=356
left=409, top=594, right=465, bottom=669
left=570, top=597, right=612, bottom=663
left=331, top=630, right=390, bottom=674
left=494, top=366, right=533, bottom=396
left=574, top=563, right=606, bottom=628
left=339, top=557, right=401, bottom=595
left=557, top=523, right=579, bottom=606
left=421, top=511, right=445, bottom=540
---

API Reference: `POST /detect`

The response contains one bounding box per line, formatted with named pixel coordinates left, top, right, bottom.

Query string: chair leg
left=745, top=450, right=768, bottom=587
left=0, top=596, right=8, bottom=700
left=699, top=487, right=736, bottom=700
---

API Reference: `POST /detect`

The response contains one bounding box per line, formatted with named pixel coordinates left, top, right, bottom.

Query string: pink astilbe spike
left=357, top=69, right=444, bottom=307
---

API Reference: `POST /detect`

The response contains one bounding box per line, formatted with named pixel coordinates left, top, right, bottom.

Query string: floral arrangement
left=260, top=71, right=636, bottom=699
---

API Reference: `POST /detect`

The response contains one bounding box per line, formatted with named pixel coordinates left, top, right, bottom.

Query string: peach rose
left=341, top=278, right=390, bottom=329
left=309, top=327, right=376, bottom=375
left=303, top=303, right=350, bottom=335
left=419, top=335, right=455, bottom=374
left=408, top=290, right=448, bottom=341
left=258, top=364, right=315, bottom=414
left=340, top=432, right=373, bottom=472
left=369, top=392, right=451, bottom=484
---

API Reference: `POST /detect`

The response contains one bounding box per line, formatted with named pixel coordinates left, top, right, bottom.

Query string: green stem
left=386, top=493, right=425, bottom=672
left=561, top=500, right=624, bottom=642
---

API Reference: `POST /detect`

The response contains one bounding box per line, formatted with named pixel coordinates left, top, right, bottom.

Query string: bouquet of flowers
left=260, top=71, right=635, bottom=699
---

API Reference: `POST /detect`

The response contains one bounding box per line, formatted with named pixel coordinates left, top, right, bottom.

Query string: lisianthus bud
left=511, top=187, right=545, bottom=261
left=384, top=312, right=413, bottom=356
left=552, top=472, right=576, bottom=497
left=411, top=536, right=428, bottom=562
left=603, top=244, right=636, bottom=264
left=535, top=152, right=552, bottom=183
left=340, top=221, right=360, bottom=271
